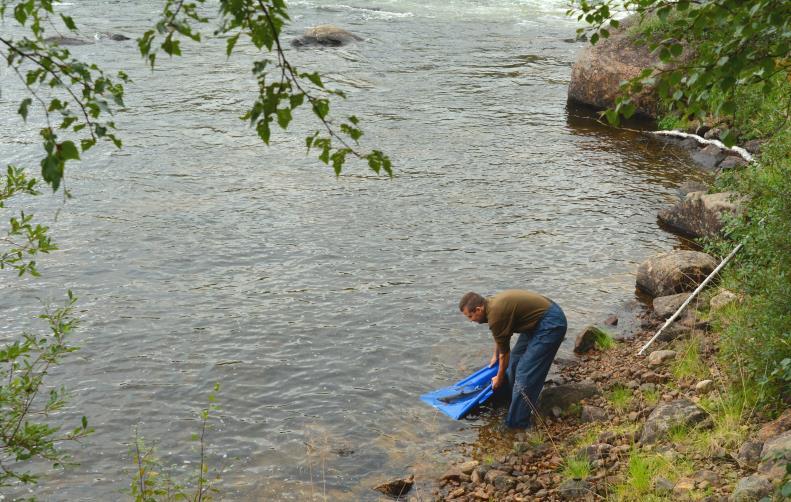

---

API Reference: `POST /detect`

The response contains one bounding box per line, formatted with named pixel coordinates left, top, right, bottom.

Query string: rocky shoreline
left=378, top=19, right=790, bottom=502
left=371, top=130, right=789, bottom=501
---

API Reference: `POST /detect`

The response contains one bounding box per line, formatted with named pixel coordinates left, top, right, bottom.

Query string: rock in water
left=658, top=191, right=742, bottom=238
left=292, top=25, right=363, bottom=47
left=636, top=250, right=717, bottom=297
left=373, top=474, right=414, bottom=498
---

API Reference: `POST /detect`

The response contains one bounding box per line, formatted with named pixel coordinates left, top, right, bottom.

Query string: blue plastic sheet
left=420, top=364, right=498, bottom=420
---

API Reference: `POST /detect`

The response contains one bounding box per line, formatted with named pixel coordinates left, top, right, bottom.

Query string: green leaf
left=312, top=99, right=330, bottom=120
left=276, top=108, right=292, bottom=129
left=289, top=93, right=304, bottom=109
left=60, top=14, right=76, bottom=31
left=58, top=141, right=80, bottom=161
left=305, top=72, right=324, bottom=88
left=18, top=98, right=32, bottom=121
left=226, top=33, right=240, bottom=57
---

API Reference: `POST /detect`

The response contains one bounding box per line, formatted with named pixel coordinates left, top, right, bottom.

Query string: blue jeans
left=505, top=302, right=567, bottom=429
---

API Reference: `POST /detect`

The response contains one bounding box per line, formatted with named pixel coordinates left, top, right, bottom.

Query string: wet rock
left=484, top=469, right=509, bottom=484
left=291, top=24, right=363, bottom=47
left=758, top=429, right=791, bottom=480
left=558, top=478, right=594, bottom=500
left=692, top=144, right=727, bottom=169
left=695, top=379, right=715, bottom=394
left=472, top=465, right=490, bottom=484
left=658, top=191, right=743, bottom=238
left=719, top=156, right=749, bottom=170
left=647, top=350, right=677, bottom=366
left=756, top=408, right=791, bottom=441
left=574, top=325, right=608, bottom=354
left=641, top=399, right=710, bottom=444
left=43, top=35, right=91, bottom=46
left=458, top=460, right=479, bottom=475
left=374, top=474, right=414, bottom=498
left=580, top=405, right=608, bottom=423
left=678, top=181, right=710, bottom=197
left=729, top=475, right=773, bottom=502
left=636, top=250, right=718, bottom=297
left=604, top=314, right=618, bottom=326
left=652, top=293, right=690, bottom=319
left=448, top=486, right=465, bottom=498
left=538, top=382, right=600, bottom=417
left=441, top=468, right=462, bottom=483
left=568, top=15, right=665, bottom=118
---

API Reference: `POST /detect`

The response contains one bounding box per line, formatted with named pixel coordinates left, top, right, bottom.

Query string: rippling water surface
left=0, top=0, right=708, bottom=499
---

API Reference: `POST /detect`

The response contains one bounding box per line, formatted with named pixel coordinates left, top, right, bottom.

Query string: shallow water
left=0, top=1, right=707, bottom=499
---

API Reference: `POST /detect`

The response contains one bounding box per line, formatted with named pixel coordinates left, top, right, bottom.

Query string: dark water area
left=0, top=1, right=710, bottom=499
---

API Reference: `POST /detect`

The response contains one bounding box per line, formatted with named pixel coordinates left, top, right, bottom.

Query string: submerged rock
left=373, top=474, right=414, bottom=498
left=291, top=25, right=363, bottom=47
left=636, top=250, right=717, bottom=297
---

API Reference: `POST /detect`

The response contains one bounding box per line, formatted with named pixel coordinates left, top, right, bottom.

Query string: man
left=459, top=290, right=567, bottom=429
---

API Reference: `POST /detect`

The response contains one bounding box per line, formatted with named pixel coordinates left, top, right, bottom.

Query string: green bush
left=710, top=128, right=791, bottom=409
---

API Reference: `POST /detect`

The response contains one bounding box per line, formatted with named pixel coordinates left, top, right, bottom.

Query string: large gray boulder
left=569, top=17, right=669, bottom=118
left=658, top=191, right=742, bottom=238
left=636, top=250, right=718, bottom=298
left=538, top=382, right=600, bottom=416
left=291, top=25, right=363, bottom=47
left=640, top=399, right=710, bottom=444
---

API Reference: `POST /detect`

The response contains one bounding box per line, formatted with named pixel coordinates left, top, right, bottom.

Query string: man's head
left=459, top=291, right=487, bottom=324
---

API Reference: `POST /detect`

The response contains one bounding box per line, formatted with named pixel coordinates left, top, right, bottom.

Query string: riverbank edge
left=419, top=134, right=788, bottom=501
left=418, top=29, right=791, bottom=502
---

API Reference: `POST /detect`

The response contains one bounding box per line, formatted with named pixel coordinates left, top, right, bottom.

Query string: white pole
left=637, top=243, right=744, bottom=356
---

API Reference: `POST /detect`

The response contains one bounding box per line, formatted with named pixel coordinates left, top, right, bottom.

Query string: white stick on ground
left=651, top=130, right=753, bottom=162
left=637, top=242, right=744, bottom=356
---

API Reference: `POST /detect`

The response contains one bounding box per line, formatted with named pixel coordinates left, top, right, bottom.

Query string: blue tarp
left=420, top=364, right=498, bottom=420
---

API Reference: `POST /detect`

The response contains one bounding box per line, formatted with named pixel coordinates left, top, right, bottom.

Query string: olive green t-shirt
left=487, top=290, right=551, bottom=354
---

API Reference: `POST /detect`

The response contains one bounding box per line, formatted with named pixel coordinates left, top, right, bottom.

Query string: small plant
left=672, top=339, right=710, bottom=381
left=130, top=383, right=223, bottom=501
left=526, top=429, right=546, bottom=447
left=641, top=388, right=660, bottom=406
left=562, top=454, right=591, bottom=480
left=594, top=329, right=616, bottom=350
left=565, top=402, right=583, bottom=418
left=608, top=385, right=633, bottom=413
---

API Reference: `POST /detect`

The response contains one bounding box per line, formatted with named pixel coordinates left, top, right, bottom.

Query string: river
left=0, top=0, right=706, bottom=499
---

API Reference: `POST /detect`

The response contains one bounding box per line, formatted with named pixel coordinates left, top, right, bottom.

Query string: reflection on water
left=0, top=0, right=711, bottom=500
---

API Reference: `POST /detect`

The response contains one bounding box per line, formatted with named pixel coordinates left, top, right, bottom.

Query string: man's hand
left=491, top=374, right=505, bottom=390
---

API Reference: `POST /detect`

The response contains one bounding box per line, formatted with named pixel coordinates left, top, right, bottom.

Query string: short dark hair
left=459, top=292, right=485, bottom=312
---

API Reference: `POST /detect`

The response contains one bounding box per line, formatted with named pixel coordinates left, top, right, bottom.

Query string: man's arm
left=492, top=351, right=509, bottom=390
left=489, top=343, right=499, bottom=367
